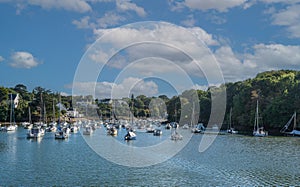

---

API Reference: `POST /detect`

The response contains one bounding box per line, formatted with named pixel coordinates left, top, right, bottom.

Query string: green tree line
left=0, top=84, right=72, bottom=123
left=1, top=70, right=300, bottom=134
left=96, top=70, right=300, bottom=134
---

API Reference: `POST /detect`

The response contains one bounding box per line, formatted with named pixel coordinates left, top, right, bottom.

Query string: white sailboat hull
left=253, top=130, right=268, bottom=137
left=284, top=130, right=300, bottom=136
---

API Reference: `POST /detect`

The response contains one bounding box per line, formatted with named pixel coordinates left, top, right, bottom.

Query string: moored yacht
left=27, top=126, right=45, bottom=138
left=253, top=100, right=268, bottom=137
left=124, top=130, right=136, bottom=140
left=83, top=126, right=93, bottom=135
left=153, top=129, right=162, bottom=136
left=55, top=127, right=70, bottom=139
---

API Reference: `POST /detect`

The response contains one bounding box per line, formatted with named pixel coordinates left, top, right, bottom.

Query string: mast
left=52, top=99, right=55, bottom=123
left=191, top=102, right=195, bottom=128
left=254, top=100, right=259, bottom=131
left=28, top=107, right=32, bottom=124
left=9, top=93, right=13, bottom=126
left=131, top=94, right=134, bottom=125
left=40, top=93, right=43, bottom=123
left=43, top=103, right=47, bottom=124
left=58, top=93, right=61, bottom=124
left=174, top=104, right=177, bottom=122
left=229, top=107, right=232, bottom=130
left=293, top=111, right=297, bottom=130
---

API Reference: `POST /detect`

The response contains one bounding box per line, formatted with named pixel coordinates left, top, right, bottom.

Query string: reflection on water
left=0, top=128, right=299, bottom=186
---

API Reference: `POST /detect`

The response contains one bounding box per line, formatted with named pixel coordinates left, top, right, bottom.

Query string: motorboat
left=46, top=122, right=57, bottom=132
left=55, top=127, right=70, bottom=139
left=22, top=122, right=33, bottom=129
left=70, top=125, right=79, bottom=133
left=191, top=123, right=205, bottom=133
left=27, top=126, right=45, bottom=138
left=83, top=126, right=93, bottom=135
left=124, top=131, right=136, bottom=140
left=227, top=128, right=238, bottom=134
left=107, top=126, right=118, bottom=136
left=182, top=124, right=189, bottom=129
left=165, top=123, right=172, bottom=130
left=146, top=126, right=155, bottom=133
left=153, top=129, right=162, bottom=136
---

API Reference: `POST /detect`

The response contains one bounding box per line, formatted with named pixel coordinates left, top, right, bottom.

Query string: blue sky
left=0, top=0, right=300, bottom=99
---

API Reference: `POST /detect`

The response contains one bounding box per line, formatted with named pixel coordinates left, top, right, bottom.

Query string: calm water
left=0, top=127, right=299, bottom=186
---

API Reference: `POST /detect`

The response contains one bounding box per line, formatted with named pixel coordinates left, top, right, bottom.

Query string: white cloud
left=214, top=43, right=300, bottom=82
left=116, top=0, right=146, bottom=17
left=244, top=43, right=300, bottom=69
left=72, top=16, right=95, bottom=29
left=9, top=51, right=41, bottom=69
left=206, top=14, right=227, bottom=25
left=259, top=0, right=300, bottom=4
left=0, top=56, right=4, bottom=62
left=93, top=24, right=219, bottom=49
left=270, top=4, right=300, bottom=38
left=215, top=46, right=255, bottom=82
left=191, top=83, right=223, bottom=91
left=97, top=12, right=126, bottom=28
left=89, top=47, right=117, bottom=65
left=60, top=92, right=71, bottom=96
left=69, top=77, right=158, bottom=99
left=86, top=23, right=224, bottom=89
left=89, top=24, right=220, bottom=83
left=187, top=27, right=219, bottom=46
left=27, top=0, right=92, bottom=13
left=181, top=15, right=196, bottom=27
left=182, top=0, right=248, bottom=12
left=73, top=12, right=125, bottom=30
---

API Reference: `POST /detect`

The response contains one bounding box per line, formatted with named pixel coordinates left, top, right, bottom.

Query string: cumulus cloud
left=73, top=12, right=125, bottom=30
left=181, top=15, right=196, bottom=27
left=214, top=43, right=300, bottom=82
left=187, top=27, right=219, bottom=46
left=27, top=0, right=91, bottom=13
left=92, top=24, right=219, bottom=50
left=182, top=0, right=248, bottom=12
left=9, top=51, right=41, bottom=69
left=88, top=24, right=220, bottom=85
left=244, top=43, right=300, bottom=69
left=90, top=22, right=300, bottom=87
left=69, top=77, right=158, bottom=99
left=97, top=12, right=126, bottom=28
left=116, top=0, right=146, bottom=17
left=270, top=4, right=300, bottom=38
left=0, top=56, right=4, bottom=62
left=72, top=16, right=95, bottom=29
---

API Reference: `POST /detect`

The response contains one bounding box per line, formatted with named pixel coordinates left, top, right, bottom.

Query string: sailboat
left=34, top=93, right=47, bottom=127
left=191, top=103, right=204, bottom=133
left=23, top=107, right=33, bottom=129
left=227, top=107, right=238, bottom=134
left=55, top=94, right=70, bottom=139
left=253, top=100, right=268, bottom=137
left=124, top=95, right=136, bottom=141
left=280, top=112, right=300, bottom=136
left=171, top=105, right=183, bottom=140
left=107, top=104, right=118, bottom=136
left=27, top=125, right=45, bottom=138
left=5, top=94, right=17, bottom=132
left=47, top=99, right=57, bottom=132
